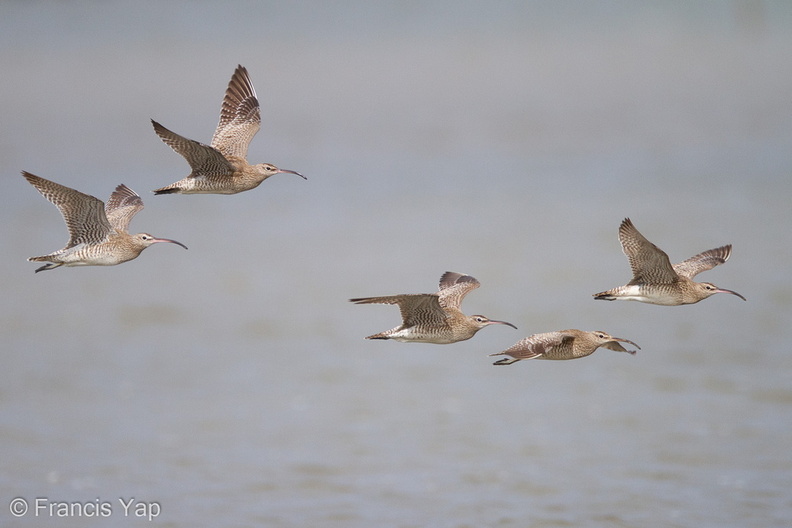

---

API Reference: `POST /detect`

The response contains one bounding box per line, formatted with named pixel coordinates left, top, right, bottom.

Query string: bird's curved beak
left=152, top=238, right=188, bottom=250
left=278, top=168, right=307, bottom=180
left=489, top=319, right=518, bottom=329
left=716, top=288, right=746, bottom=301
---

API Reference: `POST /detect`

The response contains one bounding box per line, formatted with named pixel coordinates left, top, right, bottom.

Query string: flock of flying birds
left=22, top=65, right=746, bottom=365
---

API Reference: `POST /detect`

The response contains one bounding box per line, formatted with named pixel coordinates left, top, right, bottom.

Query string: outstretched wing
left=601, top=341, right=631, bottom=353
left=350, top=294, right=448, bottom=327
left=437, top=271, right=481, bottom=310
left=23, top=171, right=112, bottom=247
left=672, top=245, right=732, bottom=279
left=211, top=65, right=261, bottom=160
left=152, top=120, right=234, bottom=177
left=618, top=218, right=678, bottom=285
left=105, top=184, right=144, bottom=232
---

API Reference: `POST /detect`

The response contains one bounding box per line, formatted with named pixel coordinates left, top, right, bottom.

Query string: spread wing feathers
left=601, top=340, right=631, bottom=353
left=211, top=65, right=261, bottom=160
left=672, top=245, right=732, bottom=279
left=618, top=218, right=678, bottom=285
left=105, top=184, right=143, bottom=233
left=350, top=294, right=448, bottom=327
left=22, top=171, right=113, bottom=247
left=491, top=332, right=572, bottom=360
left=437, top=271, right=480, bottom=309
left=152, top=120, right=234, bottom=177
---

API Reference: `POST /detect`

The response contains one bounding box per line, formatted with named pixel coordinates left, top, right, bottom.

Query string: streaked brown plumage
left=152, top=64, right=305, bottom=195
left=350, top=271, right=517, bottom=344
left=593, top=218, right=745, bottom=305
left=23, top=171, right=187, bottom=272
left=491, top=329, right=640, bottom=365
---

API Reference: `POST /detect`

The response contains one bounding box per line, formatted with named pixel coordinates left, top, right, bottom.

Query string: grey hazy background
left=1, top=1, right=791, bottom=527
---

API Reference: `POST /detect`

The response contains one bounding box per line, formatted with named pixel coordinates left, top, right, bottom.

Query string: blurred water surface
left=1, top=2, right=791, bottom=527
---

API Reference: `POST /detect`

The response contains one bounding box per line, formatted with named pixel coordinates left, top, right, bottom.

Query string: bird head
left=469, top=315, right=517, bottom=331
left=591, top=331, right=641, bottom=355
left=255, top=163, right=306, bottom=180
left=133, top=234, right=188, bottom=250
left=697, top=282, right=746, bottom=302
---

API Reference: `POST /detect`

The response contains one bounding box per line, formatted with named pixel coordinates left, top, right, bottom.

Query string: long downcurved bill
left=277, top=168, right=307, bottom=180
left=489, top=319, right=518, bottom=329
left=716, top=288, right=746, bottom=301
left=152, top=238, right=188, bottom=250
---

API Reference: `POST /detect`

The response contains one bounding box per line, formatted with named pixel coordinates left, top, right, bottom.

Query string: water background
left=1, top=2, right=791, bottom=526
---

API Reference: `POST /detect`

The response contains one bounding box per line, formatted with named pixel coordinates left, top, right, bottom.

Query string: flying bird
left=593, top=218, right=745, bottom=305
left=491, top=329, right=640, bottom=365
left=23, top=171, right=187, bottom=272
left=152, top=64, right=305, bottom=195
left=350, top=271, right=517, bottom=344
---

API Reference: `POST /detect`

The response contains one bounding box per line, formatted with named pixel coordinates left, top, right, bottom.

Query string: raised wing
left=23, top=171, right=113, bottom=247
left=210, top=65, right=261, bottom=160
left=618, top=218, right=678, bottom=285
left=437, top=271, right=481, bottom=310
left=672, top=245, right=732, bottom=279
left=152, top=120, right=234, bottom=177
left=105, top=184, right=143, bottom=232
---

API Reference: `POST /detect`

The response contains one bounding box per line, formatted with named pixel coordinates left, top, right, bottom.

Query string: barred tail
left=492, top=357, right=521, bottom=366
left=593, top=290, right=617, bottom=300
left=153, top=186, right=180, bottom=195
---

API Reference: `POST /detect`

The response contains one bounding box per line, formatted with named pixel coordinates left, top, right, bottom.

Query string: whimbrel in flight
left=152, top=64, right=305, bottom=195
left=593, top=218, right=745, bottom=305
left=350, top=271, right=517, bottom=344
left=490, top=329, right=640, bottom=365
left=23, top=171, right=187, bottom=272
